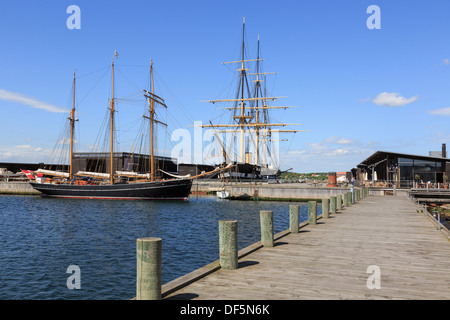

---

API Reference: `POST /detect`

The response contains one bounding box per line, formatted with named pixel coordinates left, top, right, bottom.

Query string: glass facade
left=397, top=157, right=445, bottom=187
left=398, top=158, right=413, bottom=185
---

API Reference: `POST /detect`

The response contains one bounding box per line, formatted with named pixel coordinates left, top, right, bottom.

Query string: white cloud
left=323, top=136, right=357, bottom=145
left=58, top=137, right=78, bottom=145
left=444, top=58, right=450, bottom=65
left=0, top=88, right=67, bottom=113
left=372, top=92, right=418, bottom=107
left=0, top=152, right=14, bottom=160
left=428, top=107, right=450, bottom=116
left=336, top=138, right=355, bottom=145
left=278, top=137, right=376, bottom=172
left=0, top=145, right=48, bottom=162
left=359, top=97, right=371, bottom=103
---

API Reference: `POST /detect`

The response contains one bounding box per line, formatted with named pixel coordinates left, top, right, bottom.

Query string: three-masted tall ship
left=27, top=54, right=192, bottom=200
left=201, top=18, right=300, bottom=181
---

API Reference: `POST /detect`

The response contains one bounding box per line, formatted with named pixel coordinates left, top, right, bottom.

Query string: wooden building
left=357, top=149, right=450, bottom=188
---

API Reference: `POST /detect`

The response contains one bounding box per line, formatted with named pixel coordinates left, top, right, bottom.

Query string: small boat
left=216, top=190, right=230, bottom=199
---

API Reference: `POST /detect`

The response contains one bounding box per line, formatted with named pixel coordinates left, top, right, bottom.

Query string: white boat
left=217, top=190, right=230, bottom=199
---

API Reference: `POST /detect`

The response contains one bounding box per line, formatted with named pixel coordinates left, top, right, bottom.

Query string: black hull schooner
left=27, top=54, right=194, bottom=200
left=30, top=179, right=192, bottom=200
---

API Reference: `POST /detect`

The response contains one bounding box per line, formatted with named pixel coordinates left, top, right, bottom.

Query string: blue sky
left=1, top=0, right=450, bottom=173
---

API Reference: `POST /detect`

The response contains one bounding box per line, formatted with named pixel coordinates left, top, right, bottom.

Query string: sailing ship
left=201, top=18, right=301, bottom=186
left=26, top=54, right=192, bottom=200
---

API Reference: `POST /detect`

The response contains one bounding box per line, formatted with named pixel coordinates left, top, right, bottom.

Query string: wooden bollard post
left=330, top=196, right=336, bottom=215
left=289, top=205, right=300, bottom=233
left=219, top=220, right=238, bottom=270
left=347, top=192, right=352, bottom=205
left=136, top=237, right=162, bottom=300
left=321, top=198, right=329, bottom=219
left=260, top=210, right=274, bottom=247
left=308, top=201, right=317, bottom=225
left=343, top=192, right=348, bottom=207
left=337, top=194, right=342, bottom=211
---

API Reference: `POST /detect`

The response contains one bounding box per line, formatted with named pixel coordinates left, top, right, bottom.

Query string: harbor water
left=0, top=195, right=319, bottom=299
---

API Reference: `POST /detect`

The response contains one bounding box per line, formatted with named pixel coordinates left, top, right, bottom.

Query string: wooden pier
left=159, top=193, right=450, bottom=300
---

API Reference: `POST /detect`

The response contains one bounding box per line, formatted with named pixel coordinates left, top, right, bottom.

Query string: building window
left=398, top=157, right=413, bottom=187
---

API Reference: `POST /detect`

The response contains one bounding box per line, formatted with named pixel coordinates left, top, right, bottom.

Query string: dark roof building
left=356, top=147, right=450, bottom=188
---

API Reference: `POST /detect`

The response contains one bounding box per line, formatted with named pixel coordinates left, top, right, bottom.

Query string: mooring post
left=321, top=198, right=329, bottom=219
left=260, top=210, right=274, bottom=247
left=289, top=205, right=300, bottom=233
left=136, top=237, right=162, bottom=300
left=347, top=192, right=352, bottom=206
left=308, top=201, right=317, bottom=225
left=343, top=192, right=348, bottom=207
left=219, top=220, right=238, bottom=270
left=330, top=196, right=336, bottom=215
left=337, top=194, right=342, bottom=211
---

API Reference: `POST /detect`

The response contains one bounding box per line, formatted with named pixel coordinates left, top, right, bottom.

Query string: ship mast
left=69, top=71, right=76, bottom=181
left=150, top=60, right=155, bottom=182
left=110, top=54, right=117, bottom=185
left=254, top=34, right=261, bottom=165
left=238, top=17, right=246, bottom=163
left=143, top=60, right=168, bottom=182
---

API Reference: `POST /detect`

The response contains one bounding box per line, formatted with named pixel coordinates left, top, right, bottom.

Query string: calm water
left=0, top=195, right=319, bottom=300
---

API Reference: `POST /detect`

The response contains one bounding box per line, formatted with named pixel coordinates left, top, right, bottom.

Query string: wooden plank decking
left=163, top=194, right=450, bottom=300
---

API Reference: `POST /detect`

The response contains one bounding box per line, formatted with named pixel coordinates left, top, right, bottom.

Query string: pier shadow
left=238, top=260, right=259, bottom=268
left=165, top=293, right=199, bottom=300
left=274, top=241, right=289, bottom=247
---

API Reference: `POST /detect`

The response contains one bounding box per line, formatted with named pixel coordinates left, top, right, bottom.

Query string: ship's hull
left=30, top=179, right=192, bottom=200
